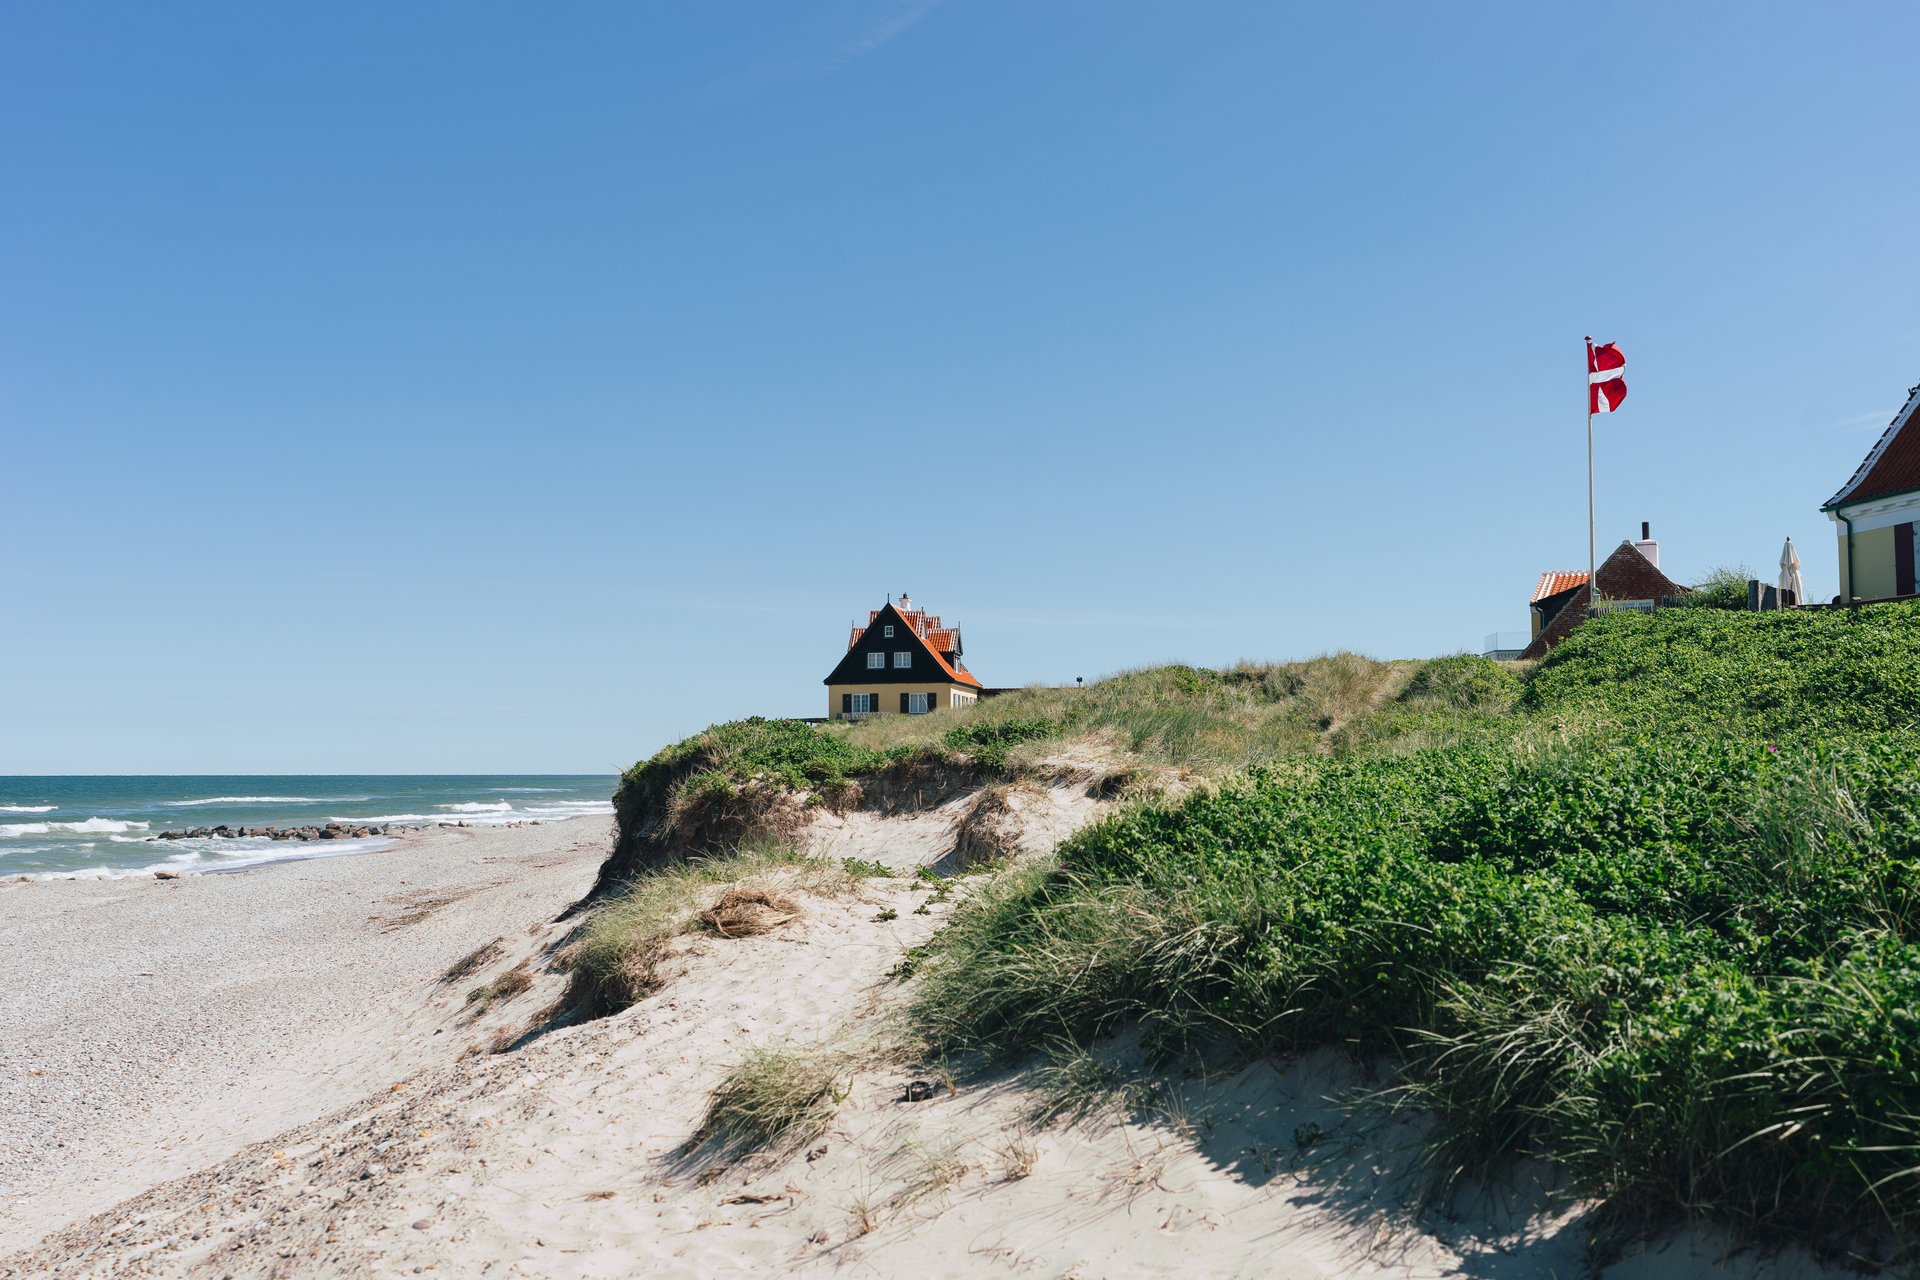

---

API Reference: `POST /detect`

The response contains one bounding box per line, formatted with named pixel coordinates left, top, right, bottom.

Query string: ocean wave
left=1, top=818, right=151, bottom=837
left=0, top=805, right=55, bottom=814
left=524, top=802, right=616, bottom=817
left=162, top=796, right=335, bottom=807
left=34, top=836, right=394, bottom=881
left=441, top=802, right=513, bottom=813
left=108, top=834, right=154, bottom=844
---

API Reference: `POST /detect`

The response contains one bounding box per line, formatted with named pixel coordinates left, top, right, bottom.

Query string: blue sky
left=5, top=2, right=1917, bottom=773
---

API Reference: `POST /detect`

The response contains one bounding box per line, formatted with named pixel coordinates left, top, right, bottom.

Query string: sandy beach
left=0, top=817, right=609, bottom=1253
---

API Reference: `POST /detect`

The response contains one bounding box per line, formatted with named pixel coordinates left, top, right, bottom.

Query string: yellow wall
left=1837, top=524, right=1896, bottom=600
left=826, top=683, right=977, bottom=720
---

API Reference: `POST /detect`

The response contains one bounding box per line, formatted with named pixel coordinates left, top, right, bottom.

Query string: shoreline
left=0, top=814, right=610, bottom=1253
left=14, top=818, right=597, bottom=883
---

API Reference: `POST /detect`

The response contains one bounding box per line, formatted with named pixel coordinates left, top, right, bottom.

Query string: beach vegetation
left=695, top=1041, right=857, bottom=1162
left=1670, top=564, right=1755, bottom=610
left=905, top=600, right=1920, bottom=1251
left=600, top=656, right=1456, bottom=892
left=440, top=937, right=504, bottom=985
left=465, top=963, right=533, bottom=1013
left=562, top=847, right=853, bottom=1018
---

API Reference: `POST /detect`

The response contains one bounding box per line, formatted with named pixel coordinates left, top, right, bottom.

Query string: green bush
left=1524, top=600, right=1920, bottom=740
left=913, top=731, right=1920, bottom=1244
left=613, top=716, right=903, bottom=839
left=943, top=716, right=1061, bottom=766
left=1670, top=565, right=1752, bottom=610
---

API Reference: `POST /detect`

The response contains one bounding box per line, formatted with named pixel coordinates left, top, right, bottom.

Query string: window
left=866, top=652, right=885, bottom=669
left=883, top=625, right=893, bottom=637
left=849, top=693, right=875, bottom=714
left=893, top=651, right=912, bottom=668
left=907, top=692, right=930, bottom=714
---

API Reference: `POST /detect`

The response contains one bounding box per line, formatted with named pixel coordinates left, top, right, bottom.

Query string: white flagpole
left=1586, top=336, right=1596, bottom=613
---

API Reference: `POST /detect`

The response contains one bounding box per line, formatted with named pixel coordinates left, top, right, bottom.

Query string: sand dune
left=0, top=792, right=1842, bottom=1279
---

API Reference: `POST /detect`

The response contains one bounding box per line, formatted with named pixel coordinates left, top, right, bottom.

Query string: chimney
left=1633, top=521, right=1659, bottom=568
left=899, top=592, right=912, bottom=612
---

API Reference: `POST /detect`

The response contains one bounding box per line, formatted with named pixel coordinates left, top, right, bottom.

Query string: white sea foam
left=163, top=796, right=331, bottom=807
left=1, top=818, right=150, bottom=837
left=36, top=836, right=394, bottom=880
left=0, top=805, right=55, bottom=814
left=441, top=802, right=513, bottom=813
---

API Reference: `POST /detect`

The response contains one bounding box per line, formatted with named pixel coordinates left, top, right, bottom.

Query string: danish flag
left=1588, top=339, right=1626, bottom=415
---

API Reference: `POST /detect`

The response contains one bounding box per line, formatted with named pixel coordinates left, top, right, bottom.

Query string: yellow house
left=1824, top=382, right=1920, bottom=602
left=824, top=594, right=982, bottom=721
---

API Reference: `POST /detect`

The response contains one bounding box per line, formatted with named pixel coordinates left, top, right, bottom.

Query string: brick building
left=1520, top=527, right=1689, bottom=660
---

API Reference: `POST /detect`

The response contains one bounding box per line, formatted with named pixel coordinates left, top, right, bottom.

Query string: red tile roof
left=1531, top=570, right=1589, bottom=603
left=847, top=602, right=982, bottom=688
left=1827, top=383, right=1920, bottom=509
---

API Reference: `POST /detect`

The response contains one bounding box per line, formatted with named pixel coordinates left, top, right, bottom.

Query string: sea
left=0, top=775, right=616, bottom=880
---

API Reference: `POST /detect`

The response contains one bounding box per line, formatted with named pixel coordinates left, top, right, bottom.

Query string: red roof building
left=823, top=594, right=983, bottom=720
left=1824, top=382, right=1920, bottom=601
left=1519, top=529, right=1688, bottom=660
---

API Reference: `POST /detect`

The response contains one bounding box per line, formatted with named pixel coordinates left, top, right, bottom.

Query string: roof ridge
left=1825, top=382, right=1920, bottom=509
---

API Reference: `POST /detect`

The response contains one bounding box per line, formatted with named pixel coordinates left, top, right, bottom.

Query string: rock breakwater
left=155, top=822, right=390, bottom=842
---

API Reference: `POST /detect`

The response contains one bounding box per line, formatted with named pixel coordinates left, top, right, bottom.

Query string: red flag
left=1588, top=339, right=1626, bottom=415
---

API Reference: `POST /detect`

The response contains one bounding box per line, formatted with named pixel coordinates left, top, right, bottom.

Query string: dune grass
left=833, top=653, right=1421, bottom=772
left=908, top=602, right=1920, bottom=1253
left=601, top=654, right=1473, bottom=888
left=695, top=1041, right=861, bottom=1162
left=562, top=846, right=856, bottom=1018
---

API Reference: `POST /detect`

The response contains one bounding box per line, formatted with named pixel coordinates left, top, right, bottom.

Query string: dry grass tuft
left=999, top=1132, right=1040, bottom=1180
left=440, top=937, right=503, bottom=984
left=562, top=849, right=860, bottom=1020
left=466, top=963, right=533, bottom=1013
left=698, top=886, right=802, bottom=938
left=694, top=1042, right=856, bottom=1162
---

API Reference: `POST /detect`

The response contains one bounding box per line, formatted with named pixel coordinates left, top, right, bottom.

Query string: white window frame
left=893, top=651, right=912, bottom=668
left=907, top=692, right=930, bottom=714
left=866, top=652, right=885, bottom=669
left=849, top=693, right=876, bottom=714
left=883, top=625, right=893, bottom=637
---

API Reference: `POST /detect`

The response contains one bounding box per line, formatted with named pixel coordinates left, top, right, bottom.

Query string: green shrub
left=1670, top=564, right=1752, bottom=610
left=911, top=730, right=1920, bottom=1245
left=943, top=716, right=1061, bottom=766
left=1523, top=601, right=1920, bottom=740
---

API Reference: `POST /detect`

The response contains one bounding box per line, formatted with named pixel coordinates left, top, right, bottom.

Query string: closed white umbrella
left=1779, top=536, right=1805, bottom=606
